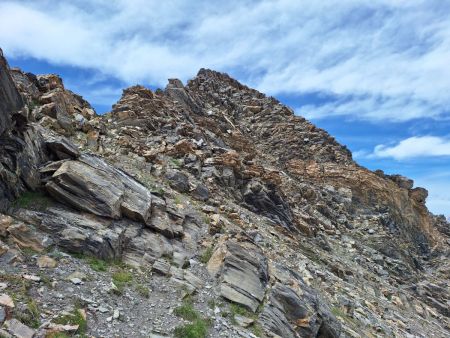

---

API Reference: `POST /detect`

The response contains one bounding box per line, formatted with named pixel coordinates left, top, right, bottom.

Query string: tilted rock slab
left=209, top=240, right=268, bottom=312
left=45, top=154, right=152, bottom=223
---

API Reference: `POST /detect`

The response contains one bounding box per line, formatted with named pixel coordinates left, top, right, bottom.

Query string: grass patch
left=13, top=190, right=53, bottom=210
left=230, top=303, right=251, bottom=317
left=207, top=299, right=216, bottom=309
left=174, top=195, right=182, bottom=205
left=251, top=323, right=264, bottom=337
left=199, top=246, right=214, bottom=264
left=15, top=299, right=41, bottom=329
left=54, top=308, right=87, bottom=334
left=87, top=257, right=108, bottom=272
left=135, top=284, right=150, bottom=298
left=170, top=158, right=182, bottom=168
left=174, top=298, right=211, bottom=338
left=174, top=300, right=200, bottom=321
left=112, top=270, right=133, bottom=294
left=174, top=319, right=209, bottom=338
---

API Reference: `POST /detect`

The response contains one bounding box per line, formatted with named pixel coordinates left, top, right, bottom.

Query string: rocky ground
left=0, top=48, right=449, bottom=337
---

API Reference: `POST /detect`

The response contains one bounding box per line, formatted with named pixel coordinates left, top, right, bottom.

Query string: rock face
left=210, top=240, right=268, bottom=312
left=0, top=49, right=449, bottom=338
left=45, top=154, right=153, bottom=223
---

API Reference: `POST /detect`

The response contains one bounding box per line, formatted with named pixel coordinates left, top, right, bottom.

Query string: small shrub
left=27, top=99, right=40, bottom=112
left=174, top=195, right=182, bottom=205
left=199, top=246, right=214, bottom=264
left=174, top=319, right=209, bottom=338
left=207, top=299, right=216, bottom=309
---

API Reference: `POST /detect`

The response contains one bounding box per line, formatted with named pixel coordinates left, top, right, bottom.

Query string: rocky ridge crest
left=0, top=49, right=448, bottom=338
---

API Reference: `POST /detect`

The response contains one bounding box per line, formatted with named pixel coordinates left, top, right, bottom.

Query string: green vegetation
left=174, top=301, right=200, bottom=321
left=199, top=246, right=214, bottom=264
left=87, top=257, right=108, bottom=272
left=174, top=299, right=210, bottom=338
left=54, top=308, right=87, bottom=335
left=112, top=269, right=133, bottom=294
left=251, top=323, right=264, bottom=337
left=45, top=333, right=71, bottom=338
left=13, top=190, right=53, bottom=210
left=135, top=284, right=150, bottom=298
left=174, top=319, right=209, bottom=338
left=27, top=99, right=40, bottom=112
left=174, top=195, right=183, bottom=205
left=207, top=299, right=216, bottom=309
left=15, top=299, right=41, bottom=328
left=170, top=158, right=182, bottom=168
left=230, top=303, right=252, bottom=317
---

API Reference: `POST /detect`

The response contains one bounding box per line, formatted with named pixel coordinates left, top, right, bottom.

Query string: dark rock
left=165, top=169, right=189, bottom=193
left=0, top=48, right=22, bottom=135
left=191, top=183, right=209, bottom=201
left=42, top=131, right=80, bottom=160
left=243, top=179, right=293, bottom=230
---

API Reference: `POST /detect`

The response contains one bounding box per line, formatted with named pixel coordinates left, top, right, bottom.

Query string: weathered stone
left=7, top=222, right=52, bottom=252
left=152, top=258, right=171, bottom=275
left=0, top=294, right=14, bottom=308
left=37, top=255, right=57, bottom=268
left=122, top=226, right=173, bottom=267
left=44, top=134, right=80, bottom=160
left=217, top=241, right=268, bottom=312
left=191, top=183, right=209, bottom=201
left=46, top=158, right=124, bottom=218
left=4, top=319, right=35, bottom=338
left=46, top=155, right=152, bottom=223
left=147, top=196, right=183, bottom=238
left=165, top=170, right=189, bottom=193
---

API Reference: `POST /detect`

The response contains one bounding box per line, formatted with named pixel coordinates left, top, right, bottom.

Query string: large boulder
left=208, top=240, right=268, bottom=312
left=45, top=154, right=152, bottom=223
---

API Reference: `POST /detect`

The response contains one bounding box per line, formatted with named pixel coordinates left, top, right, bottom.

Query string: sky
left=0, top=0, right=449, bottom=216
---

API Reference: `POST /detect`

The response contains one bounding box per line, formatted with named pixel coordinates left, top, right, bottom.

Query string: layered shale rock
left=0, top=48, right=448, bottom=337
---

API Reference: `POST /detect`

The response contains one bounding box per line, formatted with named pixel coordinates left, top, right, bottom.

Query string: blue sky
left=0, top=0, right=449, bottom=216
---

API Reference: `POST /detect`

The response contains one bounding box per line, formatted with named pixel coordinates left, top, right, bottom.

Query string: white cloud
left=371, top=136, right=450, bottom=160
left=1, top=1, right=450, bottom=122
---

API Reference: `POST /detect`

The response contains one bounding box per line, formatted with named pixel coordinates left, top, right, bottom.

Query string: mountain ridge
left=0, top=48, right=448, bottom=338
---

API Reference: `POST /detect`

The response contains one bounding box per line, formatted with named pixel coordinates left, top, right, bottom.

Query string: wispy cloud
left=370, top=136, right=450, bottom=160
left=1, top=0, right=450, bottom=122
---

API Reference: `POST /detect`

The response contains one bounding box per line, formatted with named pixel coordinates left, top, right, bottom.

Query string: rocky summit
left=0, top=48, right=448, bottom=338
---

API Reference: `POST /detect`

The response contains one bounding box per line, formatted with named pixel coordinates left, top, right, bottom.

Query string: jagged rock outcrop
left=0, top=49, right=448, bottom=338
